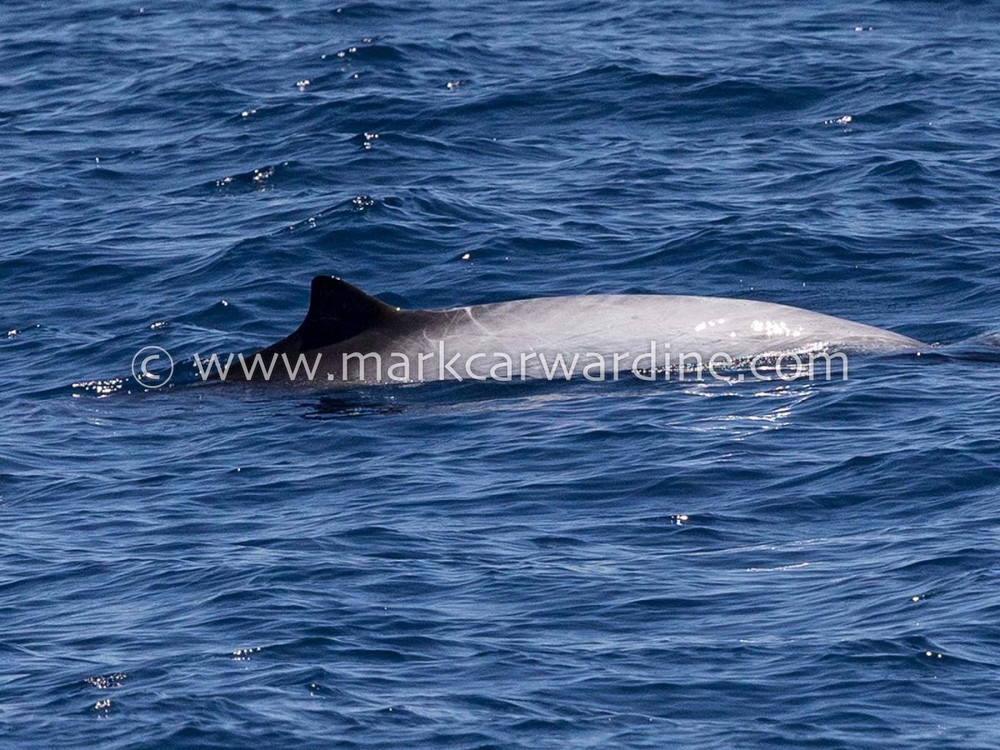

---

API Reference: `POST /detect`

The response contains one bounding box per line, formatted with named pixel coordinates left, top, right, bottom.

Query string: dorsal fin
left=295, top=276, right=398, bottom=351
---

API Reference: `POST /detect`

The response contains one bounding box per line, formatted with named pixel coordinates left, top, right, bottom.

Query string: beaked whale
left=241, top=276, right=926, bottom=385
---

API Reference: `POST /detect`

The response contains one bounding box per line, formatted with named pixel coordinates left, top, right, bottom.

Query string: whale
left=233, top=276, right=926, bottom=385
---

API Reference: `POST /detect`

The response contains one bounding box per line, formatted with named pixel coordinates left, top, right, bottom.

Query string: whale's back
left=407, top=294, right=924, bottom=362
left=254, top=277, right=925, bottom=383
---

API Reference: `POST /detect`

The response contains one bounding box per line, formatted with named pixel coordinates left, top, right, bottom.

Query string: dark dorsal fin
left=295, top=276, right=398, bottom=351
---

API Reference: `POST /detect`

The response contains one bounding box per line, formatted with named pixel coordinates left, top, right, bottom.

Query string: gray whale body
left=247, top=276, right=925, bottom=385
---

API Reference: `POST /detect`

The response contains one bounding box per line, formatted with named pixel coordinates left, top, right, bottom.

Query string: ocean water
left=3, top=0, right=1000, bottom=747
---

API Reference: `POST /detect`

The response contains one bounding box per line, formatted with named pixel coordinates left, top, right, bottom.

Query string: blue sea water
left=3, top=0, right=1000, bottom=747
